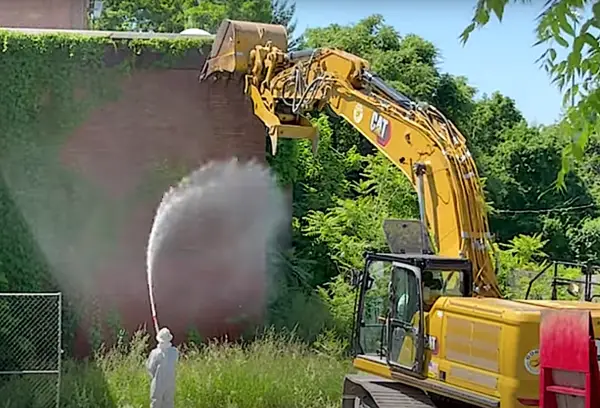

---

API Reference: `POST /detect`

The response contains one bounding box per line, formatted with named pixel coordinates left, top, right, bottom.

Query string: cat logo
left=370, top=111, right=391, bottom=146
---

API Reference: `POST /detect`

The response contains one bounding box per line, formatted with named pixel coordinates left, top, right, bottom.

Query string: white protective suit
left=147, top=327, right=179, bottom=408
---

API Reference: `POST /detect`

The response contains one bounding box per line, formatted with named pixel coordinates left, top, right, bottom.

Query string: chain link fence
left=0, top=293, right=62, bottom=408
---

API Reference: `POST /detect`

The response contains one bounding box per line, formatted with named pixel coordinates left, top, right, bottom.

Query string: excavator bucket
left=383, top=219, right=434, bottom=255
left=200, top=19, right=319, bottom=157
left=202, top=19, right=288, bottom=78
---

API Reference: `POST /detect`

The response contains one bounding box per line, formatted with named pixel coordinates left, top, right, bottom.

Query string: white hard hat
left=156, top=327, right=173, bottom=343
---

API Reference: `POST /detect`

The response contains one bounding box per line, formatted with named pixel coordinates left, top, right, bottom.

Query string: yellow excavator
left=200, top=20, right=600, bottom=408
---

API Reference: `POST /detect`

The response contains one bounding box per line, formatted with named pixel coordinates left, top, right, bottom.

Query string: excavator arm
left=201, top=19, right=500, bottom=298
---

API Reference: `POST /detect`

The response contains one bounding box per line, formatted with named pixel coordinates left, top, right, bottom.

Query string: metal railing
left=525, top=261, right=600, bottom=302
left=0, top=292, right=62, bottom=408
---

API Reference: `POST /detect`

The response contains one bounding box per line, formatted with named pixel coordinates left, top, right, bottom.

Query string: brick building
left=0, top=0, right=279, bottom=355
left=62, top=63, right=269, bottom=355
left=0, top=0, right=89, bottom=29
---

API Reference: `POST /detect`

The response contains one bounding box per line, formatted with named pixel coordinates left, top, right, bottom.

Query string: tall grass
left=1, top=330, right=352, bottom=408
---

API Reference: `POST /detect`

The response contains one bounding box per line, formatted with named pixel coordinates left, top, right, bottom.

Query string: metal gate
left=0, top=292, right=62, bottom=408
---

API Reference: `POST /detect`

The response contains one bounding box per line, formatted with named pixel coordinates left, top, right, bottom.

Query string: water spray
left=147, top=189, right=173, bottom=335
left=146, top=183, right=183, bottom=336
left=145, top=158, right=288, bottom=340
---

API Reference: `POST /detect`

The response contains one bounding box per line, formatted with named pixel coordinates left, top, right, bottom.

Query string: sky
left=293, top=0, right=564, bottom=126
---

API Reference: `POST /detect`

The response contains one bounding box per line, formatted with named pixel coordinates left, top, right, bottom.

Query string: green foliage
left=268, top=114, right=363, bottom=287
left=304, top=154, right=418, bottom=272
left=432, top=74, right=477, bottom=133
left=94, top=0, right=300, bottom=46
left=93, top=0, right=189, bottom=32
left=503, top=233, right=549, bottom=264
left=466, top=92, right=525, bottom=156
left=183, top=0, right=273, bottom=33
left=316, top=275, right=356, bottom=340
left=568, top=216, right=600, bottom=261
left=496, top=232, right=585, bottom=300
left=480, top=122, right=595, bottom=248
left=0, top=178, right=51, bottom=292
left=495, top=233, right=547, bottom=299
left=0, top=31, right=117, bottom=297
left=462, top=0, right=600, bottom=187
left=289, top=115, right=362, bottom=214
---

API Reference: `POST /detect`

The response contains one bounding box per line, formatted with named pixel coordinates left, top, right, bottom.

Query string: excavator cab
left=344, top=252, right=472, bottom=408
left=352, top=252, right=472, bottom=373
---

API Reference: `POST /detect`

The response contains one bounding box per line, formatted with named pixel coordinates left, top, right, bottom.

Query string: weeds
left=1, top=330, right=352, bottom=408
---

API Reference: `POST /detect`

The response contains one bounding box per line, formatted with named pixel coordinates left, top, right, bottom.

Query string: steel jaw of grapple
left=201, top=19, right=288, bottom=79
left=199, top=19, right=319, bottom=159
left=383, top=219, right=434, bottom=255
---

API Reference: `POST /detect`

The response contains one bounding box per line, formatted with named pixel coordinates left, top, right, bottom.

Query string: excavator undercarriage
left=342, top=375, right=437, bottom=408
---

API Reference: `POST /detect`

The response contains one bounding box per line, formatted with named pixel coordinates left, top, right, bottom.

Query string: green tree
left=479, top=122, right=595, bottom=255
left=303, top=153, right=418, bottom=273
left=270, top=115, right=363, bottom=286
left=182, top=0, right=273, bottom=33
left=92, top=0, right=189, bottom=32
left=94, top=0, right=298, bottom=42
left=567, top=216, right=600, bottom=262
left=573, top=132, right=600, bottom=201
left=461, top=0, right=600, bottom=186
left=466, top=92, right=525, bottom=156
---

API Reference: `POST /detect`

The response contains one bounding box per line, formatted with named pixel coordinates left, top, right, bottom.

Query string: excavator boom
left=201, top=19, right=500, bottom=297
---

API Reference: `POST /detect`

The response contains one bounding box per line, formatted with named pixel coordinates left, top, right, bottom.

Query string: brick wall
left=0, top=0, right=87, bottom=29
left=53, top=49, right=269, bottom=355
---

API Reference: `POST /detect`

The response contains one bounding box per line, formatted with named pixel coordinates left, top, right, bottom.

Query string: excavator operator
left=395, top=269, right=443, bottom=317
left=422, top=271, right=443, bottom=312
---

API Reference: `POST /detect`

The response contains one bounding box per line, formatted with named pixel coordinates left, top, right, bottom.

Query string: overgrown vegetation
left=1, top=331, right=350, bottom=408
left=1, top=0, right=600, bottom=406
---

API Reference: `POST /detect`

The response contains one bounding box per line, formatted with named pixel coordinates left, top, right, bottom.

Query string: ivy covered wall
left=0, top=30, right=268, bottom=356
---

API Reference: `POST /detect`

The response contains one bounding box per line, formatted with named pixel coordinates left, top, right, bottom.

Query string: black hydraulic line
left=287, top=49, right=316, bottom=61
left=286, top=50, right=414, bottom=111
left=363, top=70, right=413, bottom=111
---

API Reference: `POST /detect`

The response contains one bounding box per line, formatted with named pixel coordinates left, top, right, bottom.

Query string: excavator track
left=342, top=375, right=436, bottom=408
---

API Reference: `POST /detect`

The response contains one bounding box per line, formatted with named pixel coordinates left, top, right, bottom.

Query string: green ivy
left=0, top=30, right=211, bottom=356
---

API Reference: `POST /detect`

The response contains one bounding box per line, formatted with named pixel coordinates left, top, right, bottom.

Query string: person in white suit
left=147, top=327, right=179, bottom=408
